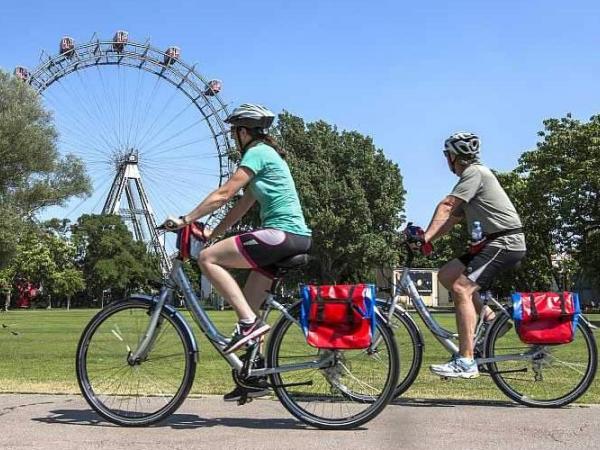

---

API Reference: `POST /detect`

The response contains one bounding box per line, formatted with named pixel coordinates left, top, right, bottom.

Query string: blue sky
left=2, top=0, right=600, bottom=226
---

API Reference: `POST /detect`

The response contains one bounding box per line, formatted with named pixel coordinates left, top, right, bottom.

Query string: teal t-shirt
left=240, top=143, right=311, bottom=236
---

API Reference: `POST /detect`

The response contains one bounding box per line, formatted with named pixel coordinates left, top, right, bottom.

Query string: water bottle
left=471, top=221, right=483, bottom=242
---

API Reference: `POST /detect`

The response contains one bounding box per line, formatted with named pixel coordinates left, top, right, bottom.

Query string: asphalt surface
left=0, top=394, right=598, bottom=449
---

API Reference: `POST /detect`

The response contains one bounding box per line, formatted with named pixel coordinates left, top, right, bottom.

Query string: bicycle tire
left=485, top=312, right=597, bottom=407
left=266, top=303, right=399, bottom=429
left=76, top=298, right=197, bottom=426
left=375, top=300, right=424, bottom=398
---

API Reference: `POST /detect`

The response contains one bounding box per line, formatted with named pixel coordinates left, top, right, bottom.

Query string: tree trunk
left=67, top=295, right=71, bottom=311
left=47, top=294, right=52, bottom=309
left=4, top=291, right=10, bottom=312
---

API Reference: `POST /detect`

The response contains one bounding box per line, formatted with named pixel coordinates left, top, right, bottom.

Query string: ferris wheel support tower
left=102, top=150, right=171, bottom=275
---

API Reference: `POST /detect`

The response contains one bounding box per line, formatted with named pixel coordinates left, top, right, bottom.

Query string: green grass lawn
left=1, top=308, right=599, bottom=403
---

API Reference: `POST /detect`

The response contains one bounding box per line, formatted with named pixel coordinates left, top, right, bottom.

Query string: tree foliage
left=515, top=114, right=600, bottom=291
left=271, top=112, right=406, bottom=282
left=71, top=214, right=160, bottom=300
left=0, top=70, right=91, bottom=268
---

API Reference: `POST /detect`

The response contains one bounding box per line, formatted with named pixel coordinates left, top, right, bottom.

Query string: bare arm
left=424, top=195, right=464, bottom=243
left=210, top=189, right=257, bottom=238
left=182, top=167, right=253, bottom=223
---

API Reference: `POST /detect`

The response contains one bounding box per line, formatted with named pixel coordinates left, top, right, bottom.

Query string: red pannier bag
left=512, top=292, right=581, bottom=345
left=299, top=284, right=376, bottom=350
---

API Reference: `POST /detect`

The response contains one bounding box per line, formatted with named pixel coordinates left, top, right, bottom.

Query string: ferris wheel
left=15, top=31, right=234, bottom=275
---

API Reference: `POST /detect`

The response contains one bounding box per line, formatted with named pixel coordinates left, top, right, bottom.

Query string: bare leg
left=452, top=275, right=480, bottom=359
left=439, top=260, right=493, bottom=322
left=198, top=237, right=255, bottom=320
left=243, top=271, right=273, bottom=315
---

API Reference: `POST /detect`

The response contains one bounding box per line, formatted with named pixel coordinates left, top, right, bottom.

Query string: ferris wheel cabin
left=113, top=30, right=129, bottom=52
left=163, top=47, right=180, bottom=66
left=204, top=79, right=222, bottom=96
left=14, top=66, right=29, bottom=81
left=59, top=36, right=75, bottom=58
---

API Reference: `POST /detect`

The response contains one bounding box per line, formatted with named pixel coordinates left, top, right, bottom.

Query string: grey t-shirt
left=450, top=164, right=526, bottom=251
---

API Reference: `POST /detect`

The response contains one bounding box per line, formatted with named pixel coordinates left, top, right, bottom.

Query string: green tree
left=0, top=70, right=91, bottom=267
left=270, top=112, right=406, bottom=282
left=71, top=214, right=160, bottom=300
left=9, top=225, right=85, bottom=308
left=516, top=114, right=600, bottom=291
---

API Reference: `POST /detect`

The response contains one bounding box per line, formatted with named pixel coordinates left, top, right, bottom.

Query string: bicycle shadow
left=32, top=409, right=309, bottom=430
left=391, top=397, right=519, bottom=409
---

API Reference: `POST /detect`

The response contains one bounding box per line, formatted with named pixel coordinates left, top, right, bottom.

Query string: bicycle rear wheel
left=485, top=312, right=597, bottom=407
left=76, top=298, right=197, bottom=426
left=266, top=304, right=399, bottom=429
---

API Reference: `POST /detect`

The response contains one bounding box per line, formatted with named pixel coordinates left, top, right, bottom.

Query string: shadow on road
left=32, top=409, right=309, bottom=430
left=391, top=397, right=519, bottom=408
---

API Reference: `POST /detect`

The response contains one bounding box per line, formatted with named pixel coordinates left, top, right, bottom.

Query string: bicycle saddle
left=274, top=253, right=311, bottom=269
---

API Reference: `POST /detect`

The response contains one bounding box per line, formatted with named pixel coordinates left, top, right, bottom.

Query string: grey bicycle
left=378, top=243, right=597, bottom=407
left=75, top=227, right=399, bottom=429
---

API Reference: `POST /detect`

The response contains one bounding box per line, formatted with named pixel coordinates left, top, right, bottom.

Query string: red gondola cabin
left=164, top=46, right=180, bottom=65
left=204, top=79, right=222, bottom=96
left=59, top=36, right=75, bottom=57
left=113, top=30, right=129, bottom=53
left=14, top=66, right=29, bottom=81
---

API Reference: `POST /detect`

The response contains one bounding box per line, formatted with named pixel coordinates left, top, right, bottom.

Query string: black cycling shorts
left=458, top=246, right=526, bottom=291
left=235, top=228, right=312, bottom=278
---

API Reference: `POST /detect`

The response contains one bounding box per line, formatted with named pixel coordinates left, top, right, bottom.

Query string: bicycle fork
left=127, top=288, right=171, bottom=365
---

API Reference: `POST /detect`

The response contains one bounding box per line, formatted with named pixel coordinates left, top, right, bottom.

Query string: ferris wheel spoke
left=143, top=134, right=218, bottom=158
left=130, top=74, right=163, bottom=149
left=134, top=79, right=185, bottom=151
left=43, top=90, right=114, bottom=154
left=55, top=78, right=121, bottom=153
left=73, top=70, right=122, bottom=152
left=144, top=151, right=221, bottom=163
left=56, top=130, right=112, bottom=160
left=125, top=66, right=146, bottom=152
left=94, top=64, right=125, bottom=150
left=118, top=64, right=135, bottom=150
left=137, top=102, right=197, bottom=154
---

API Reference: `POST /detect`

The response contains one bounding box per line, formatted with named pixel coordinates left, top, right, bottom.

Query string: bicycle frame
left=128, top=257, right=334, bottom=378
left=388, top=250, right=543, bottom=365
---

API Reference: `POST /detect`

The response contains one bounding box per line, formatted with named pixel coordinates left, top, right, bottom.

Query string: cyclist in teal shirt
left=165, top=104, right=311, bottom=401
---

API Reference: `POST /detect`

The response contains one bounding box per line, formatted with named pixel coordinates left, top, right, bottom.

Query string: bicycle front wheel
left=76, top=298, right=197, bottom=426
left=266, top=304, right=399, bottom=429
left=376, top=300, right=424, bottom=398
left=485, top=312, right=597, bottom=407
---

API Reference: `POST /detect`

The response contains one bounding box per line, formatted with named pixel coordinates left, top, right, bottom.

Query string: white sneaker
left=430, top=357, right=479, bottom=379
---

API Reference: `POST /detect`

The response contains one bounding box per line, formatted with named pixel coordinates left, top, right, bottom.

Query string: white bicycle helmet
left=444, top=132, right=480, bottom=161
left=224, top=103, right=275, bottom=133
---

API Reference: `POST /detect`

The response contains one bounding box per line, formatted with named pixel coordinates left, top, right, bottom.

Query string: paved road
left=0, top=394, right=598, bottom=449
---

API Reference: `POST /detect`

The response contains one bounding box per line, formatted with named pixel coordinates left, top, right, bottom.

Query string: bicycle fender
left=129, top=294, right=199, bottom=361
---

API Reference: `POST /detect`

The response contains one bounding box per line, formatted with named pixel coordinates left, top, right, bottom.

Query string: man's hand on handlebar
left=403, top=222, right=434, bottom=257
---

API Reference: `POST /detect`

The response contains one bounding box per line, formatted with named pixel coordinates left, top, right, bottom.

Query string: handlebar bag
left=176, top=223, right=206, bottom=261
left=512, top=292, right=580, bottom=345
left=299, top=284, right=376, bottom=349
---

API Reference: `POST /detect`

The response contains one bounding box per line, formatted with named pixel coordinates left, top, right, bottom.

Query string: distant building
left=376, top=267, right=451, bottom=307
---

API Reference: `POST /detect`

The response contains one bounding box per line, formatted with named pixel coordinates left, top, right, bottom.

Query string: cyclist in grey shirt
left=418, top=132, right=526, bottom=379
